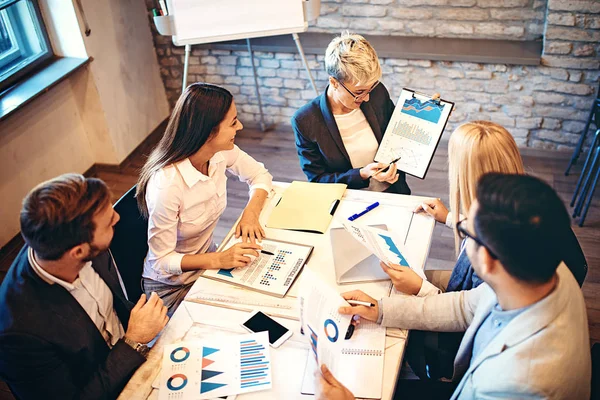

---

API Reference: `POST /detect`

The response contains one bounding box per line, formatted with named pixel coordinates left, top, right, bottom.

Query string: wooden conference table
left=119, top=182, right=436, bottom=400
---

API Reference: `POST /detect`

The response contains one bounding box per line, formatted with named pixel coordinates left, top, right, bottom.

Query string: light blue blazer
left=380, top=263, right=591, bottom=399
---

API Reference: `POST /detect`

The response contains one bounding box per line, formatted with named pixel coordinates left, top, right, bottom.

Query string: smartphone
left=241, top=310, right=293, bottom=348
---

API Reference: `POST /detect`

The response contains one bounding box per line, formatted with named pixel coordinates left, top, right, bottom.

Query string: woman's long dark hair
left=136, top=83, right=233, bottom=217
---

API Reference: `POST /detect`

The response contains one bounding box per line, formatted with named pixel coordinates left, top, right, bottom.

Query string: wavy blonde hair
left=325, top=32, right=382, bottom=85
left=448, top=121, right=525, bottom=253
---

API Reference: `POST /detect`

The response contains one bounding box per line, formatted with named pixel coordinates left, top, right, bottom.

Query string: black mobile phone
left=241, top=311, right=292, bottom=348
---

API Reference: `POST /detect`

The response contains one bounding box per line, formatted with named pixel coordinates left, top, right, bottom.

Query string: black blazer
left=292, top=83, right=410, bottom=195
left=0, top=246, right=145, bottom=399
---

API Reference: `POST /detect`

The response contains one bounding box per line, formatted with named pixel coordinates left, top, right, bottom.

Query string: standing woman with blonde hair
left=136, top=83, right=272, bottom=316
left=292, top=32, right=411, bottom=194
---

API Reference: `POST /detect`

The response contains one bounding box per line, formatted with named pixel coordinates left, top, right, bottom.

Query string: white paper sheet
left=375, top=89, right=453, bottom=179
left=158, top=332, right=271, bottom=400
left=340, top=219, right=427, bottom=280
left=202, top=237, right=312, bottom=297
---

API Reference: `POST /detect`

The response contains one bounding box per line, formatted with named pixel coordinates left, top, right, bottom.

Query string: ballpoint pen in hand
left=372, top=157, right=401, bottom=177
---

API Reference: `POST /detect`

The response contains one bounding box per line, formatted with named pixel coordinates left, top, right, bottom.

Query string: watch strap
left=123, top=337, right=149, bottom=358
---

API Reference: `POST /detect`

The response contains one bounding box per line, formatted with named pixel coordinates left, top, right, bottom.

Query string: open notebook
left=300, top=320, right=386, bottom=399
left=299, top=269, right=386, bottom=399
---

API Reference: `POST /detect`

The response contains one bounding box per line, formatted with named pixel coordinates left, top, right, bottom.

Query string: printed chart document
left=331, top=224, right=391, bottom=284
left=340, top=219, right=426, bottom=280
left=266, top=181, right=347, bottom=233
left=159, top=332, right=271, bottom=400
left=298, top=269, right=386, bottom=399
left=202, top=237, right=313, bottom=298
left=375, top=88, right=454, bottom=179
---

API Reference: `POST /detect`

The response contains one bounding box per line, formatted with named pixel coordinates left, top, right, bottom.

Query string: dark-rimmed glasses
left=337, top=80, right=380, bottom=102
left=456, top=219, right=498, bottom=259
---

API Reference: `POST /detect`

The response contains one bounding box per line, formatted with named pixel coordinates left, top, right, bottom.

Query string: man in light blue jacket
left=317, top=173, right=591, bottom=400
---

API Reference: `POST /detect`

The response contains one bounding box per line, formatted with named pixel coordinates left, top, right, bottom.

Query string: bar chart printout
left=159, top=332, right=272, bottom=399
left=240, top=338, right=270, bottom=390
left=375, top=89, right=454, bottom=179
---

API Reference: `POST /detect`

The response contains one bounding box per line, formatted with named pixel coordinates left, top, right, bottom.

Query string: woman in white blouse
left=136, top=83, right=273, bottom=315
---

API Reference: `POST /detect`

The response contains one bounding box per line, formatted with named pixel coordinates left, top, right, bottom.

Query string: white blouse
left=334, top=109, right=389, bottom=192
left=143, top=145, right=272, bottom=285
left=333, top=108, right=379, bottom=169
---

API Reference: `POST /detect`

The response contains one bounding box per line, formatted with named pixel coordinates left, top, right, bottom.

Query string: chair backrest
left=562, top=227, right=588, bottom=287
left=110, top=186, right=148, bottom=301
left=592, top=343, right=600, bottom=399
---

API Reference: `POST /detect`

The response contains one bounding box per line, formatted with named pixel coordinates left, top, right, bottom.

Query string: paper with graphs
left=340, top=220, right=426, bottom=280
left=375, top=88, right=454, bottom=179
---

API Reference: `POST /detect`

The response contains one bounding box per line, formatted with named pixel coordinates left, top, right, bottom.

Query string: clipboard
left=266, top=181, right=347, bottom=234
left=375, top=88, right=454, bottom=179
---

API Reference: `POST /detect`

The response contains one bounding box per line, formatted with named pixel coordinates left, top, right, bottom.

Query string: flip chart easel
left=153, top=0, right=320, bottom=131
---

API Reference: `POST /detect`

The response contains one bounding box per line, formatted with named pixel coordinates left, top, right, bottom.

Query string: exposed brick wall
left=311, top=0, right=547, bottom=41
left=147, top=0, right=599, bottom=150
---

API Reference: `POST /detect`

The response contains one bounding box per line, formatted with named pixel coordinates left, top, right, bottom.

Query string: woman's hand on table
left=414, top=198, right=449, bottom=224
left=338, top=290, right=379, bottom=322
left=380, top=261, right=423, bottom=296
left=315, top=364, right=355, bottom=400
left=216, top=242, right=262, bottom=269
left=235, top=208, right=265, bottom=243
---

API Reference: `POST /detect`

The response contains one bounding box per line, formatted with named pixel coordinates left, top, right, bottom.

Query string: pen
left=372, top=157, right=401, bottom=176
left=261, top=250, right=274, bottom=256
left=158, top=0, right=168, bottom=15
left=348, top=202, right=379, bottom=221
left=347, top=300, right=375, bottom=307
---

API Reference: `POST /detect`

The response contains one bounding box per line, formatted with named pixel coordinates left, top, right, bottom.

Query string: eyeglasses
left=337, top=80, right=380, bottom=102
left=456, top=219, right=498, bottom=259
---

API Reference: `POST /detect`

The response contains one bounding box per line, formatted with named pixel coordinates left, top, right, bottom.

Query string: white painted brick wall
left=147, top=0, right=599, bottom=150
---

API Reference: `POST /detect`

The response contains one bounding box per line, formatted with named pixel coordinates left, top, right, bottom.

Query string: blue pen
left=348, top=202, right=380, bottom=221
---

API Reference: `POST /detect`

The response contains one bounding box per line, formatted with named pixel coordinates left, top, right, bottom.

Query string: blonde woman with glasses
left=292, top=32, right=410, bottom=194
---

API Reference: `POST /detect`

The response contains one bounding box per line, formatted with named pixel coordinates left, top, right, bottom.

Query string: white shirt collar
left=28, top=247, right=90, bottom=292
left=175, top=153, right=226, bottom=188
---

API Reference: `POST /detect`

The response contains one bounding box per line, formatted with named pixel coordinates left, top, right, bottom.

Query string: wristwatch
left=123, top=336, right=150, bottom=359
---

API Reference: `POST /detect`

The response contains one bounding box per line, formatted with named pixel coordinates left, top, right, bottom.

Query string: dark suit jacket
left=0, top=246, right=145, bottom=400
left=292, top=83, right=410, bottom=194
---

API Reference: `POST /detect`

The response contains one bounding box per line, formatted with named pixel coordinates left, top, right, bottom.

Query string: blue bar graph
left=240, top=339, right=271, bottom=389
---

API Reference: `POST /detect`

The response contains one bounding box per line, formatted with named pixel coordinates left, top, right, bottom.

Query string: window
left=0, top=0, right=52, bottom=93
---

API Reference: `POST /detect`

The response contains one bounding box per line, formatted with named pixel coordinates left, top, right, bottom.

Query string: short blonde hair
left=448, top=121, right=525, bottom=253
left=325, top=32, right=382, bottom=85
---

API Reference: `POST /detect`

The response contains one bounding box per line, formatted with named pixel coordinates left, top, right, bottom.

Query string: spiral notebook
left=300, top=319, right=386, bottom=399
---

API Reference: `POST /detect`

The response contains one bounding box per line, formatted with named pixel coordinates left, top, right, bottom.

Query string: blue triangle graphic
left=201, top=369, right=223, bottom=381
left=378, top=234, right=409, bottom=266
left=200, top=381, right=227, bottom=393
left=202, top=347, right=219, bottom=357
left=217, top=268, right=234, bottom=277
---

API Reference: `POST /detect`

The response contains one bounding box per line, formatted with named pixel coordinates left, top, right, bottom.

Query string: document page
left=375, top=89, right=453, bottom=179
left=340, top=219, right=426, bottom=280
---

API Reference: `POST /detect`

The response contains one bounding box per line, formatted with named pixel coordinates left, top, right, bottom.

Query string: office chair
left=565, top=83, right=600, bottom=176
left=562, top=227, right=588, bottom=287
left=569, top=99, right=600, bottom=227
left=592, top=343, right=600, bottom=400
left=109, top=186, right=148, bottom=301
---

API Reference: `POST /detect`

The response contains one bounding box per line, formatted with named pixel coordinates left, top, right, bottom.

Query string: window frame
left=0, top=0, right=53, bottom=94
